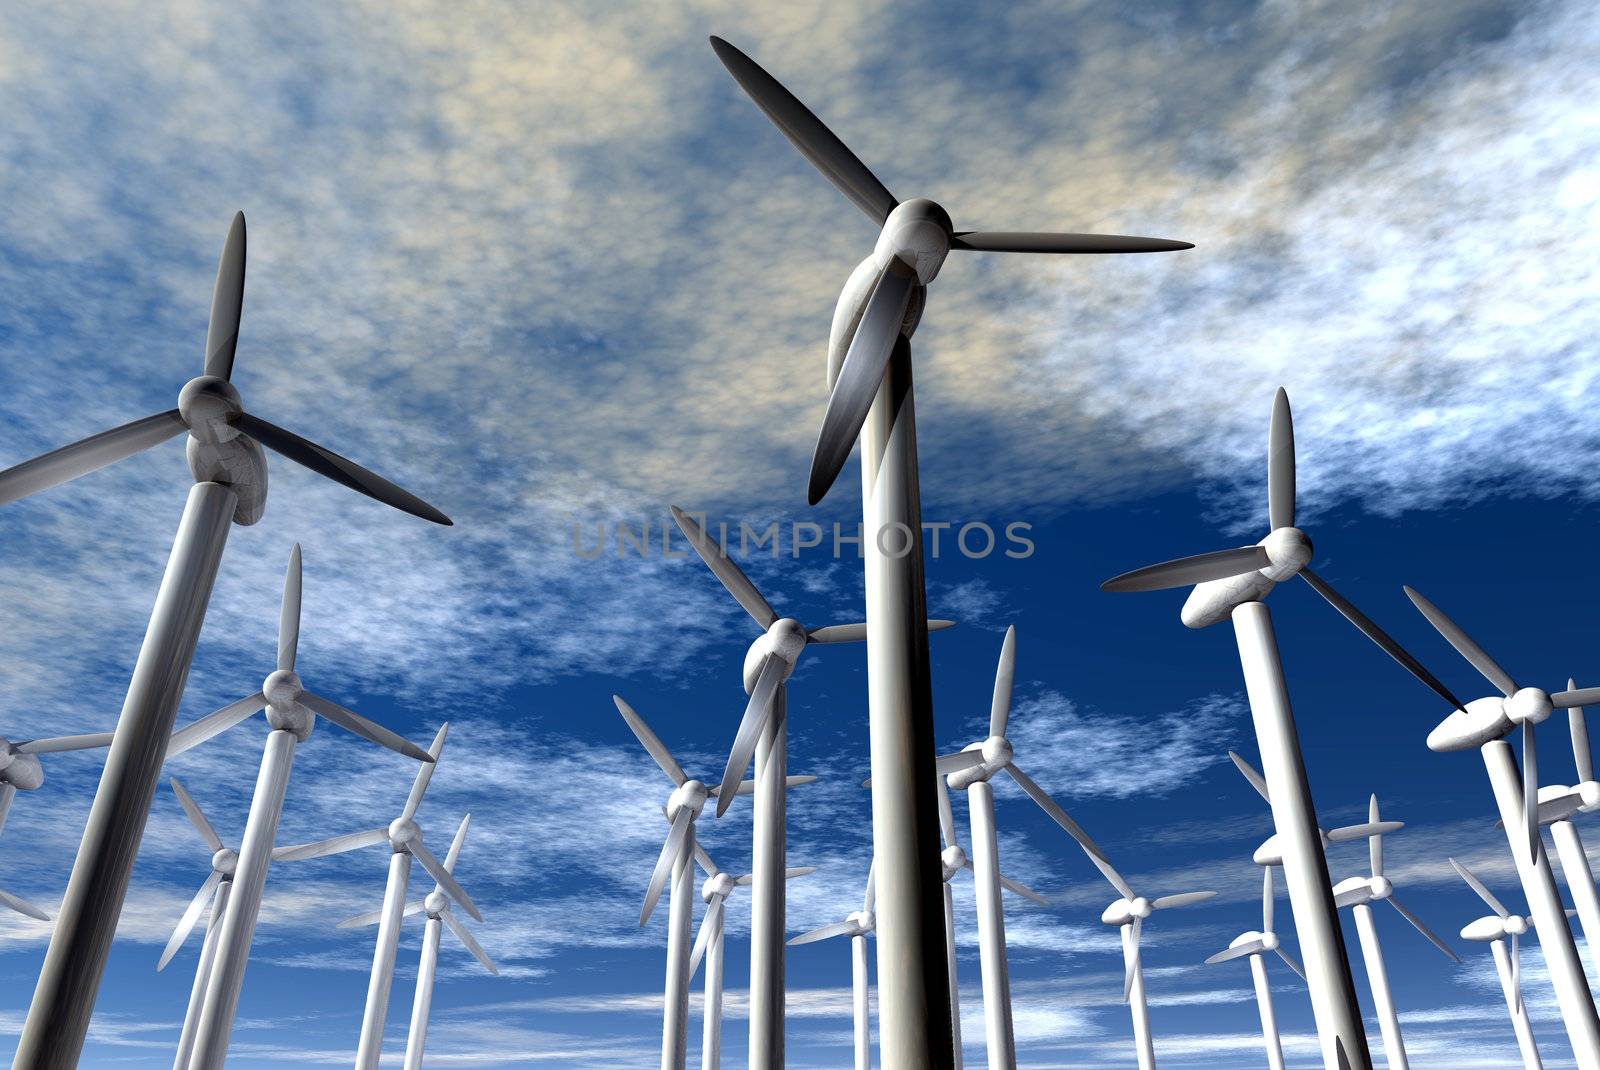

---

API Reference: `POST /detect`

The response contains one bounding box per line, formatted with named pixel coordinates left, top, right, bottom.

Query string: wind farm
left=0, top=6, right=1597, bottom=1070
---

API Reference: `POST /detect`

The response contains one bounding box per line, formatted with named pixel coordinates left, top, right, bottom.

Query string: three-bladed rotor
left=1204, top=866, right=1306, bottom=981
left=1451, top=857, right=1545, bottom=1013
left=689, top=845, right=815, bottom=976
left=1328, top=796, right=1458, bottom=963
left=788, top=860, right=877, bottom=946
left=157, top=777, right=240, bottom=971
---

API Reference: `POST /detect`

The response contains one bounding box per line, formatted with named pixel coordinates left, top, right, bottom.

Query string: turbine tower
left=1330, top=797, right=1459, bottom=1070
left=1399, top=586, right=1600, bottom=1065
left=271, top=724, right=472, bottom=1070
left=689, top=847, right=815, bottom=1070
left=1451, top=858, right=1546, bottom=1070
left=1204, top=867, right=1306, bottom=1070
left=670, top=505, right=949, bottom=1069
left=185, top=544, right=436, bottom=1068
left=789, top=862, right=877, bottom=1070
left=1103, top=389, right=1469, bottom=1070
left=0, top=213, right=450, bottom=1068
left=709, top=36, right=1190, bottom=1067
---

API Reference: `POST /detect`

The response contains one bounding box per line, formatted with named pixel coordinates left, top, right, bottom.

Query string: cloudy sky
left=0, top=0, right=1597, bottom=1066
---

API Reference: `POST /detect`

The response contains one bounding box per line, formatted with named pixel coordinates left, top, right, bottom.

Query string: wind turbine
left=670, top=505, right=949, bottom=1069
left=185, top=544, right=436, bottom=1069
left=1227, top=751, right=1404, bottom=865
left=1451, top=857, right=1546, bottom=1070
left=708, top=36, right=1191, bottom=1066
left=689, top=846, right=816, bottom=1070
left=1103, top=388, right=1468, bottom=1070
left=270, top=723, right=473, bottom=1070
left=1330, top=797, right=1458, bottom=1070
left=940, top=626, right=1115, bottom=1070
left=1398, top=586, right=1600, bottom=1065
left=789, top=861, right=877, bottom=1070
left=340, top=813, right=496, bottom=1070
left=0, top=212, right=450, bottom=1067
left=0, top=732, right=116, bottom=924
left=1204, top=867, right=1307, bottom=1070
left=1087, top=848, right=1217, bottom=1070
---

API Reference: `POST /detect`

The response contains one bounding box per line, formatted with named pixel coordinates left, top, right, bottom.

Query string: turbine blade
left=695, top=843, right=720, bottom=878
left=232, top=412, right=451, bottom=525
left=0, top=410, right=187, bottom=506
left=0, top=887, right=51, bottom=922
left=708, top=36, right=897, bottom=224
left=1299, top=568, right=1467, bottom=711
left=1511, top=931, right=1523, bottom=1015
left=1204, top=941, right=1264, bottom=966
left=204, top=212, right=247, bottom=380
left=999, top=872, right=1050, bottom=906
left=807, top=267, right=916, bottom=505
left=716, top=656, right=783, bottom=817
left=158, top=871, right=222, bottom=971
left=1569, top=679, right=1595, bottom=784
left=339, top=900, right=424, bottom=929
left=1554, top=685, right=1600, bottom=710
left=441, top=910, right=498, bottom=974
left=1388, top=894, right=1460, bottom=962
left=1275, top=945, right=1307, bottom=982
left=1403, top=586, right=1517, bottom=696
left=936, top=750, right=985, bottom=775
left=1370, top=795, right=1384, bottom=878
left=441, top=814, right=472, bottom=873
left=864, top=857, right=876, bottom=913
left=1229, top=751, right=1271, bottom=804
left=788, top=919, right=855, bottom=946
left=1003, top=763, right=1131, bottom=899
left=1263, top=867, right=1274, bottom=934
left=991, top=625, right=1016, bottom=739
left=786, top=867, right=818, bottom=879
left=1325, top=820, right=1403, bottom=843
left=641, top=808, right=692, bottom=926
left=614, top=695, right=687, bottom=786
left=1448, top=858, right=1510, bottom=918
left=1123, top=917, right=1142, bottom=1003
left=1101, top=545, right=1271, bottom=593
left=13, top=732, right=115, bottom=755
left=165, top=691, right=266, bottom=758
left=277, top=543, right=302, bottom=672
left=168, top=777, right=224, bottom=852
left=690, top=896, right=724, bottom=977
left=668, top=505, right=777, bottom=628
left=272, top=826, right=387, bottom=863
left=808, top=619, right=946, bottom=644
left=1524, top=719, right=1541, bottom=863
left=398, top=723, right=450, bottom=823
left=1268, top=387, right=1295, bottom=530
left=1153, top=891, right=1216, bottom=910
left=412, top=837, right=483, bottom=922
left=298, top=692, right=435, bottom=763
left=950, top=232, right=1193, bottom=254
left=935, top=776, right=957, bottom=850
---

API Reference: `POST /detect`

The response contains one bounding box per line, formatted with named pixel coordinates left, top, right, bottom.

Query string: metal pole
left=1231, top=601, right=1372, bottom=1070
left=1491, top=939, right=1543, bottom=1070
left=853, top=933, right=871, bottom=1070
left=174, top=879, right=231, bottom=1070
left=662, top=828, right=694, bottom=1070
left=187, top=728, right=298, bottom=1069
left=942, top=882, right=963, bottom=1070
left=1249, top=954, right=1286, bottom=1070
left=16, top=481, right=236, bottom=1069
left=355, top=850, right=414, bottom=1069
left=1482, top=740, right=1600, bottom=1067
left=702, top=924, right=725, bottom=1070
left=402, top=917, right=442, bottom=1070
left=859, top=337, right=953, bottom=1070
left=1123, top=924, right=1155, bottom=1070
left=1549, top=820, right=1600, bottom=985
left=748, top=688, right=787, bottom=1070
left=965, top=780, right=1014, bottom=1070
left=1351, top=905, right=1406, bottom=1070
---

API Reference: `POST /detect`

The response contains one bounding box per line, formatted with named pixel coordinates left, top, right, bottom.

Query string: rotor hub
left=1131, top=896, right=1153, bottom=919
left=940, top=845, right=967, bottom=878
left=703, top=873, right=736, bottom=902
left=1369, top=876, right=1393, bottom=900
left=212, top=847, right=238, bottom=876
left=1260, top=931, right=1280, bottom=951
left=424, top=889, right=448, bottom=916
left=2, top=752, right=43, bottom=791
left=263, top=669, right=304, bottom=709
left=387, top=817, right=420, bottom=847
left=875, top=198, right=952, bottom=285
left=1505, top=687, right=1553, bottom=726
left=848, top=909, right=873, bottom=933
left=980, top=735, right=1013, bottom=768
left=1581, top=782, right=1600, bottom=811
left=177, top=376, right=244, bottom=445
left=743, top=620, right=807, bottom=692
left=667, top=779, right=709, bottom=820
left=1261, top=527, right=1313, bottom=580
left=1505, top=916, right=1528, bottom=937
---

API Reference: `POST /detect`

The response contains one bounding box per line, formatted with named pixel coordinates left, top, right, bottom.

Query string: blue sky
left=0, top=0, right=1597, bottom=1065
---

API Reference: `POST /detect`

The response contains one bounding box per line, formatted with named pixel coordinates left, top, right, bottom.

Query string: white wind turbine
left=1452, top=857, right=1553, bottom=1070
left=789, top=861, right=877, bottom=1070
left=671, top=505, right=951, bottom=1069
left=689, top=846, right=816, bottom=1070
left=939, top=625, right=1115, bottom=1070
left=271, top=723, right=474, bottom=1070
left=1330, top=797, right=1459, bottom=1070
left=185, top=544, right=436, bottom=1069
left=1228, top=752, right=1404, bottom=868
left=709, top=35, right=1191, bottom=1066
left=1204, top=867, right=1307, bottom=1070
left=1399, top=586, right=1600, bottom=1065
left=0, top=212, right=450, bottom=1068
left=340, top=813, right=496, bottom=1070
left=0, top=732, right=118, bottom=925
left=1103, top=388, right=1472, bottom=1070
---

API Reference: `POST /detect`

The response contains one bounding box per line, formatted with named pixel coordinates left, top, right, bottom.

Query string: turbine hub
left=1505, top=687, right=1553, bottom=726
left=1260, top=930, right=1280, bottom=951
left=875, top=198, right=952, bottom=285
left=1, top=752, right=43, bottom=791
left=263, top=669, right=304, bottom=709
left=387, top=817, right=420, bottom=847
left=667, top=779, right=709, bottom=820
left=1581, top=782, right=1600, bottom=811
left=980, top=735, right=1013, bottom=768
left=743, top=620, right=807, bottom=692
left=1131, top=896, right=1153, bottom=919
left=1505, top=915, right=1528, bottom=936
left=1261, top=527, right=1312, bottom=580
left=848, top=909, right=873, bottom=933
left=424, top=889, right=448, bottom=917
left=177, top=376, right=244, bottom=445
left=212, top=847, right=238, bottom=876
left=1369, top=875, right=1393, bottom=900
left=940, top=845, right=967, bottom=878
left=702, top=873, right=736, bottom=902
left=263, top=673, right=313, bottom=738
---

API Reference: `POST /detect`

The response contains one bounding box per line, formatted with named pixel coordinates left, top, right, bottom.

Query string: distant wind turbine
left=1451, top=857, right=1551, bottom=1070
left=789, top=861, right=878, bottom=1070
left=1205, top=867, right=1306, bottom=1070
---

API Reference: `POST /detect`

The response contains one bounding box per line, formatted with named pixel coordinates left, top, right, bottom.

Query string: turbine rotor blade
left=694, top=843, right=719, bottom=879
left=158, top=871, right=222, bottom=971
left=277, top=543, right=302, bottom=672
left=1325, top=820, right=1403, bottom=843
left=935, top=776, right=957, bottom=850
left=441, top=910, right=498, bottom=974
left=1448, top=857, right=1510, bottom=918
left=669, top=505, right=777, bottom=629
left=1204, top=941, right=1263, bottom=966
left=1554, top=685, right=1600, bottom=710
left=0, top=410, right=188, bottom=506
left=1276, top=945, right=1307, bottom=982
left=399, top=723, right=450, bottom=823
left=1403, top=586, right=1517, bottom=696
left=864, top=857, right=876, bottom=913
left=1267, top=387, right=1295, bottom=530
left=165, top=691, right=266, bottom=759
left=1153, top=891, right=1216, bottom=910
left=0, top=887, right=50, bottom=922
left=204, top=212, right=247, bottom=380
left=708, top=36, right=897, bottom=224
left=950, top=232, right=1193, bottom=254
left=339, top=900, right=425, bottom=929
left=614, top=695, right=687, bottom=786
left=1004, top=763, right=1130, bottom=898
left=1387, top=894, right=1460, bottom=963
left=298, top=692, right=435, bottom=763
left=787, top=919, right=856, bottom=946
left=1571, top=681, right=1595, bottom=784
left=1263, top=868, right=1274, bottom=934
left=168, top=777, right=224, bottom=853
left=716, top=656, right=784, bottom=816
left=807, top=267, right=916, bottom=505
left=1229, top=751, right=1271, bottom=804
left=1524, top=719, right=1540, bottom=862
left=806, top=623, right=868, bottom=644
left=641, top=808, right=692, bottom=926
left=999, top=872, right=1050, bottom=906
left=1299, top=568, right=1466, bottom=711
left=412, top=837, right=482, bottom=922
left=690, top=896, right=725, bottom=977
left=1101, top=545, right=1271, bottom=593
left=936, top=750, right=985, bottom=776
left=990, top=625, right=1016, bottom=739
left=1370, top=796, right=1384, bottom=878
left=272, top=826, right=388, bottom=863
left=1511, top=931, right=1523, bottom=1015
left=441, top=814, right=472, bottom=873
left=232, top=412, right=451, bottom=525
left=1123, top=917, right=1142, bottom=1003
left=14, top=732, right=115, bottom=755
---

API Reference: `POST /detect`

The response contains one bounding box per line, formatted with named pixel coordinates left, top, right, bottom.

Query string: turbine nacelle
left=1101, top=896, right=1153, bottom=926
left=210, top=847, right=238, bottom=877
left=262, top=669, right=314, bottom=739
left=742, top=619, right=807, bottom=692
left=846, top=909, right=874, bottom=935
left=666, top=779, right=710, bottom=821
left=1461, top=913, right=1530, bottom=942
left=702, top=872, right=737, bottom=903
left=0, top=749, right=43, bottom=791
left=939, top=844, right=967, bottom=880
left=873, top=198, right=953, bottom=285
left=386, top=816, right=421, bottom=849
left=1427, top=695, right=1518, bottom=752
left=423, top=889, right=449, bottom=917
